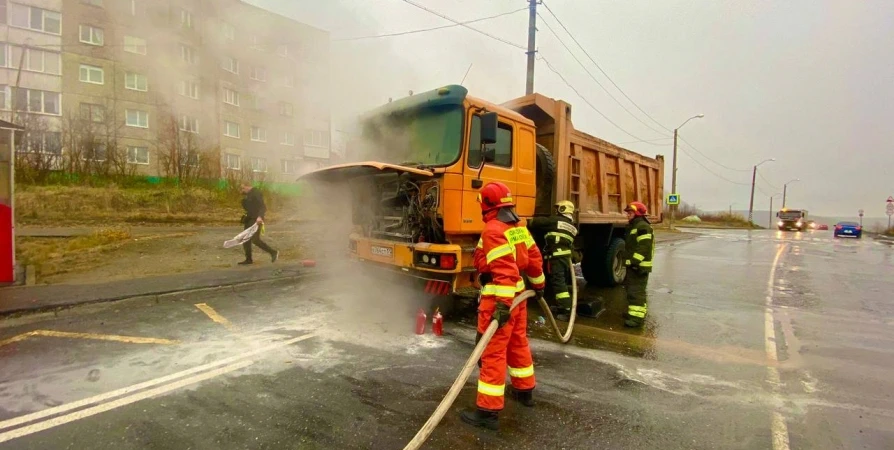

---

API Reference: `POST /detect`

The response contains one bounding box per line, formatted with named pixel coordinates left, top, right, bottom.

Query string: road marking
left=0, top=360, right=255, bottom=444
left=766, top=244, right=791, bottom=450
left=0, top=330, right=178, bottom=348
left=194, top=303, right=237, bottom=331
left=0, top=332, right=316, bottom=433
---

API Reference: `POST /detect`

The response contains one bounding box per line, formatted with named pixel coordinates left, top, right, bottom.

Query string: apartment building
left=1, top=0, right=331, bottom=181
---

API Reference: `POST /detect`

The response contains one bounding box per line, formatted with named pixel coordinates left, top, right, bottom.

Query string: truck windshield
left=359, top=104, right=463, bottom=167
left=778, top=211, right=804, bottom=220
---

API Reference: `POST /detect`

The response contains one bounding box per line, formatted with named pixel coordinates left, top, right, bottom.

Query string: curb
left=0, top=271, right=322, bottom=319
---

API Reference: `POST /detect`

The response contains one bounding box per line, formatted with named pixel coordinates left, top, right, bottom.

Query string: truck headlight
left=777, top=221, right=784, bottom=227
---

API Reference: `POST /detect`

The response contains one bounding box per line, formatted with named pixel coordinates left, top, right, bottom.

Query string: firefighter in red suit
left=460, top=181, right=546, bottom=430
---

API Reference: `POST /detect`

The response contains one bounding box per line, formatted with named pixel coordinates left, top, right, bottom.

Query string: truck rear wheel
left=535, top=143, right=557, bottom=215
left=581, top=238, right=627, bottom=287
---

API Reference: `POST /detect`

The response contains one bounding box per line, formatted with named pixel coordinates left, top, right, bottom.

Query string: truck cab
left=776, top=208, right=808, bottom=231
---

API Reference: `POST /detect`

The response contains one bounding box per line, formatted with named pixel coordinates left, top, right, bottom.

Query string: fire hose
left=403, top=259, right=579, bottom=449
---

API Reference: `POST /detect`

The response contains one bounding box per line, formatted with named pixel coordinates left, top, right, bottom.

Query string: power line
left=617, top=137, right=673, bottom=145
left=757, top=170, right=779, bottom=190
left=398, top=0, right=527, bottom=50
left=535, top=12, right=669, bottom=139
left=677, top=147, right=752, bottom=186
left=333, top=7, right=527, bottom=41
left=539, top=56, right=665, bottom=144
left=677, top=135, right=752, bottom=172
left=540, top=0, right=671, bottom=133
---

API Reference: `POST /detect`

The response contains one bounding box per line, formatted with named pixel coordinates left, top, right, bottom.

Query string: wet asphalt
left=0, top=229, right=892, bottom=449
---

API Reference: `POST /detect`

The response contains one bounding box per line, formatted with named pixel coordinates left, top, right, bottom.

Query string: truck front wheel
left=581, top=238, right=627, bottom=287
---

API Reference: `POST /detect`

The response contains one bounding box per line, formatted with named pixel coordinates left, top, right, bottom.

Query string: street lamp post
left=669, top=113, right=704, bottom=230
left=782, top=178, right=800, bottom=208
left=769, top=193, right=782, bottom=229
left=748, top=158, right=775, bottom=225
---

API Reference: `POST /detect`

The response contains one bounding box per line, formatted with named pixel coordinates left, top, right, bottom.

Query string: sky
left=253, top=0, right=894, bottom=217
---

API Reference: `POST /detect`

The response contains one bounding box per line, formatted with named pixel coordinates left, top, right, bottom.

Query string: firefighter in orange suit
left=461, top=181, right=546, bottom=430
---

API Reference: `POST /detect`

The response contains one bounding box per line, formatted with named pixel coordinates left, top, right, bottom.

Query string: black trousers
left=624, top=269, right=649, bottom=324
left=545, top=256, right=572, bottom=309
left=242, top=221, right=275, bottom=261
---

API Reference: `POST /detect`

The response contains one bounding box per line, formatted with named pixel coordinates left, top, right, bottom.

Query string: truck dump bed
left=504, top=94, right=664, bottom=224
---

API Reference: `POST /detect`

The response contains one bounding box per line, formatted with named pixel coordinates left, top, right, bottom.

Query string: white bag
left=224, top=223, right=259, bottom=248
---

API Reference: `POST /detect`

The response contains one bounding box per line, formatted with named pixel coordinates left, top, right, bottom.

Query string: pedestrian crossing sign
left=666, top=194, right=680, bottom=205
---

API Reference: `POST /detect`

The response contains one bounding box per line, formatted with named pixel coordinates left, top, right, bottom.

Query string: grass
left=15, top=226, right=135, bottom=279
left=665, top=203, right=762, bottom=229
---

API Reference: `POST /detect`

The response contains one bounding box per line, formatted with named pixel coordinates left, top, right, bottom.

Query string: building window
left=251, top=95, right=264, bottom=111
left=279, top=102, right=293, bottom=117
left=281, top=159, right=297, bottom=174
left=78, top=64, right=104, bottom=84
left=179, top=115, right=199, bottom=133
left=10, top=4, right=61, bottom=35
left=11, top=88, right=60, bottom=115
left=180, top=9, right=193, bottom=29
left=250, top=126, right=266, bottom=142
left=251, top=157, right=267, bottom=173
left=177, top=80, right=199, bottom=99
left=85, top=143, right=107, bottom=162
left=124, top=36, right=147, bottom=55
left=276, top=45, right=288, bottom=57
left=304, top=130, right=328, bottom=147
left=224, top=121, right=240, bottom=138
left=224, top=153, right=241, bottom=170
left=79, top=25, right=104, bottom=46
left=180, top=45, right=197, bottom=64
left=16, top=131, right=62, bottom=155
left=125, top=109, right=149, bottom=128
left=4, top=45, right=61, bottom=75
left=283, top=75, right=295, bottom=88
left=222, top=56, right=239, bottom=74
left=125, top=72, right=148, bottom=91
left=127, top=146, right=149, bottom=165
left=82, top=0, right=104, bottom=7
left=250, top=67, right=266, bottom=82
left=223, top=88, right=239, bottom=106
left=221, top=22, right=235, bottom=41
left=79, top=103, right=105, bottom=123
left=281, top=132, right=295, bottom=146
left=180, top=150, right=199, bottom=167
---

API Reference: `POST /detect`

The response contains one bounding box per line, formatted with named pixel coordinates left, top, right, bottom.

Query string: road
left=0, top=230, right=892, bottom=449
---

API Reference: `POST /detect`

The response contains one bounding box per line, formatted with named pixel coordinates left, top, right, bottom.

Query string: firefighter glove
left=493, top=302, right=511, bottom=328
left=535, top=289, right=545, bottom=301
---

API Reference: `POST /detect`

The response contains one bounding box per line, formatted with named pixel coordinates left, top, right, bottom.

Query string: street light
left=669, top=113, right=705, bottom=230
left=782, top=178, right=800, bottom=208
left=748, top=158, right=775, bottom=225
left=769, top=193, right=782, bottom=229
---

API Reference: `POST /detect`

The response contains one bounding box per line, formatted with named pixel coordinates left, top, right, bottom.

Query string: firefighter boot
left=460, top=408, right=499, bottom=430
left=508, top=386, right=535, bottom=407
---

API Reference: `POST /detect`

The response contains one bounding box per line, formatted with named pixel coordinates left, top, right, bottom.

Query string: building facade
left=1, top=0, right=331, bottom=182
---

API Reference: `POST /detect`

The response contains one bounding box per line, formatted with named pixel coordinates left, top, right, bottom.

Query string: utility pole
left=525, top=0, right=537, bottom=95
left=669, top=128, right=678, bottom=229
left=769, top=196, right=774, bottom=229
left=748, top=165, right=757, bottom=225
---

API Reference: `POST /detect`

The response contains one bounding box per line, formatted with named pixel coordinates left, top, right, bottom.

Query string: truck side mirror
left=479, top=112, right=498, bottom=145
left=482, top=148, right=496, bottom=164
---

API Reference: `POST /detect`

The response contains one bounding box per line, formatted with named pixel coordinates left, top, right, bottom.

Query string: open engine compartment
left=350, top=173, right=446, bottom=244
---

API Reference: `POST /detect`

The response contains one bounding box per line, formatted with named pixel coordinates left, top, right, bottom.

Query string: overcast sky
left=254, top=0, right=893, bottom=217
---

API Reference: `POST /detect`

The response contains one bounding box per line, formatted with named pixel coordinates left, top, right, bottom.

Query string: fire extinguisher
left=415, top=308, right=427, bottom=335
left=432, top=308, right=443, bottom=336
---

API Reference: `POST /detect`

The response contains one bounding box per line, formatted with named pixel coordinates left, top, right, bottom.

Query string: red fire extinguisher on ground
left=432, top=308, right=443, bottom=336
left=415, top=308, right=427, bottom=335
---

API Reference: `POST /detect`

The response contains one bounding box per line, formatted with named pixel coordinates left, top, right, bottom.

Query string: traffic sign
left=859, top=209, right=864, bottom=217
left=666, top=193, right=680, bottom=205
left=888, top=196, right=894, bottom=203
left=887, top=202, right=894, bottom=216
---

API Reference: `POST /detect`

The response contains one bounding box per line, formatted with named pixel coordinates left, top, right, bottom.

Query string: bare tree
left=13, top=114, right=63, bottom=184
left=156, top=113, right=219, bottom=185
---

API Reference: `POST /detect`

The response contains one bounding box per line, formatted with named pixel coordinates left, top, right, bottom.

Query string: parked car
left=816, top=223, right=829, bottom=230
left=833, top=221, right=862, bottom=238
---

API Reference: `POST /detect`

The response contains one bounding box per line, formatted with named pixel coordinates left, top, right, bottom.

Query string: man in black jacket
left=527, top=200, right=578, bottom=321
left=239, top=182, right=279, bottom=265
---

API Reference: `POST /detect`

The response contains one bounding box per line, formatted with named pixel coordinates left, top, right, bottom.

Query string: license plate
left=370, top=245, right=394, bottom=258
left=844, top=230, right=852, bottom=234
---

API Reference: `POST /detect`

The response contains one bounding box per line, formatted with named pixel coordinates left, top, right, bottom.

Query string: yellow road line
left=0, top=330, right=178, bottom=348
left=194, top=303, right=236, bottom=331
left=765, top=244, right=791, bottom=450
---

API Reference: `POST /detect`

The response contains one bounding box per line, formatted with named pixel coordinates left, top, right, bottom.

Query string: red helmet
left=478, top=182, right=514, bottom=213
left=624, top=201, right=648, bottom=217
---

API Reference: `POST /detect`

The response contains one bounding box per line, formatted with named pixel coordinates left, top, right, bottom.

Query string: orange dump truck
left=300, top=85, right=664, bottom=297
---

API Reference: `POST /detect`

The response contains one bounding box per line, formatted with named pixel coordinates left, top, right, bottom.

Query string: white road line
left=0, top=360, right=255, bottom=444
left=0, top=332, right=316, bottom=432
left=766, top=244, right=791, bottom=450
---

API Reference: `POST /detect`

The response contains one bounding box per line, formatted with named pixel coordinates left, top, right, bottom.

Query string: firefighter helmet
left=556, top=200, right=575, bottom=217
left=624, top=201, right=648, bottom=217
left=477, top=182, right=514, bottom=213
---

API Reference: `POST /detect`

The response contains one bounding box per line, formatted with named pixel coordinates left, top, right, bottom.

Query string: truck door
left=461, top=113, right=517, bottom=232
